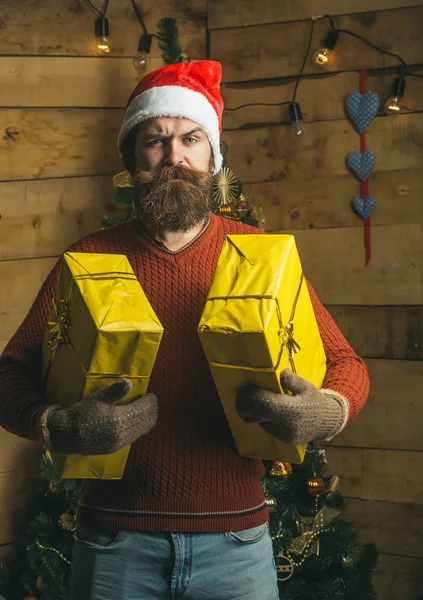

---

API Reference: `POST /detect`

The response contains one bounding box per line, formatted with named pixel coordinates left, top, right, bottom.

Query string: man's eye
left=185, top=137, right=197, bottom=144
left=146, top=139, right=162, bottom=146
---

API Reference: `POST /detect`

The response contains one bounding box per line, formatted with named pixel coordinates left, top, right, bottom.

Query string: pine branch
left=156, top=17, right=184, bottom=65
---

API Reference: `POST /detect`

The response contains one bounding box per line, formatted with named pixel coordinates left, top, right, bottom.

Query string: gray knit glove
left=37, top=379, right=157, bottom=455
left=236, top=369, right=348, bottom=444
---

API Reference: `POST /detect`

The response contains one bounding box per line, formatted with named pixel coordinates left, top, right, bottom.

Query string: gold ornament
left=307, top=475, right=325, bottom=496
left=218, top=203, right=237, bottom=218
left=113, top=170, right=134, bottom=189
left=212, top=167, right=239, bottom=207
left=264, top=495, right=278, bottom=513
left=275, top=550, right=294, bottom=581
left=36, top=575, right=43, bottom=591
left=59, top=511, right=76, bottom=531
left=270, top=461, right=292, bottom=477
left=235, top=193, right=251, bottom=218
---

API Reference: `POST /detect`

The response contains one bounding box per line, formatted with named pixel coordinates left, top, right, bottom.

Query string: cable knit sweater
left=0, top=214, right=369, bottom=532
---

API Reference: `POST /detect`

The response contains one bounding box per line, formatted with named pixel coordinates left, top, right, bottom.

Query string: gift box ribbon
left=207, top=274, right=303, bottom=374
left=45, top=271, right=152, bottom=385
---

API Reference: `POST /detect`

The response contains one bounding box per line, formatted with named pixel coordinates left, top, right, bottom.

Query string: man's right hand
left=38, top=379, right=157, bottom=455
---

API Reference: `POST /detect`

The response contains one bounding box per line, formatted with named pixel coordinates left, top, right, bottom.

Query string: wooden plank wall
left=0, top=0, right=207, bottom=555
left=209, top=2, right=423, bottom=599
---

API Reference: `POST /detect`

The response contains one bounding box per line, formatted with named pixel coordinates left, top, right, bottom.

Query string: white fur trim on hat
left=118, top=85, right=223, bottom=174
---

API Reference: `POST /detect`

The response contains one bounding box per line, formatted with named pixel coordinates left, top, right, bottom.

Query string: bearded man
left=0, top=61, right=369, bottom=599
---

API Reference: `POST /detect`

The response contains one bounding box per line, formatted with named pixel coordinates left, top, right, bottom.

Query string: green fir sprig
left=156, top=17, right=184, bottom=65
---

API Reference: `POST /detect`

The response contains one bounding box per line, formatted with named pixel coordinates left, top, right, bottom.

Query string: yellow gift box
left=198, top=234, right=326, bottom=463
left=42, top=252, right=163, bottom=479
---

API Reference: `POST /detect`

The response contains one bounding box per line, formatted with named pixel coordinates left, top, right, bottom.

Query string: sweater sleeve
left=306, top=279, right=369, bottom=423
left=0, top=260, right=61, bottom=440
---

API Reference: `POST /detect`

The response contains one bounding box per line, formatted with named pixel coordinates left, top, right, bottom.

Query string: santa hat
left=118, top=61, right=224, bottom=174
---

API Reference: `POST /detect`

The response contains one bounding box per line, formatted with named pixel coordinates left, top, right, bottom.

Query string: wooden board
left=0, top=176, right=124, bottom=261
left=344, top=497, right=423, bottom=559
left=208, top=0, right=423, bottom=29
left=0, top=0, right=206, bottom=58
left=245, top=168, right=423, bottom=232
left=0, top=428, right=40, bottom=473
left=0, top=109, right=123, bottom=181
left=0, top=470, right=39, bottom=545
left=327, top=306, right=423, bottom=360
left=210, top=6, right=423, bottom=82
left=329, top=359, right=423, bottom=451
left=289, top=224, right=420, bottom=305
left=0, top=257, right=58, bottom=345
left=222, top=71, right=423, bottom=130
left=325, top=447, right=423, bottom=504
left=0, top=429, right=40, bottom=545
left=222, top=113, right=423, bottom=186
left=373, top=553, right=423, bottom=599
left=0, top=56, right=159, bottom=108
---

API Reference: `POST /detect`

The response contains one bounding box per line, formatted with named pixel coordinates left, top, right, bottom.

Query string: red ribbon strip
left=359, top=69, right=371, bottom=266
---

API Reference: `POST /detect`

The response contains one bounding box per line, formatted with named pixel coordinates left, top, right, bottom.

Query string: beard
left=133, top=165, right=213, bottom=233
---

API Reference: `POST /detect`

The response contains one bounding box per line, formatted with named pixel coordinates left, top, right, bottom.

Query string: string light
left=95, top=17, right=111, bottom=54
left=224, top=16, right=419, bottom=123
left=289, top=102, right=305, bottom=139
left=130, top=0, right=153, bottom=73
left=83, top=0, right=111, bottom=54
left=313, top=29, right=339, bottom=68
left=287, top=18, right=315, bottom=140
left=133, top=33, right=153, bottom=73
left=384, top=73, right=406, bottom=115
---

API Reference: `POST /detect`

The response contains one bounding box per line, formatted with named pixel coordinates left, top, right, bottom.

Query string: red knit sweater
left=0, top=214, right=369, bottom=532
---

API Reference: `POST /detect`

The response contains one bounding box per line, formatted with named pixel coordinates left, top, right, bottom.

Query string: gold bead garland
left=34, top=540, right=71, bottom=565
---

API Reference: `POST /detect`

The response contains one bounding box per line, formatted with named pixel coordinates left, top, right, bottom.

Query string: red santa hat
left=118, top=60, right=224, bottom=174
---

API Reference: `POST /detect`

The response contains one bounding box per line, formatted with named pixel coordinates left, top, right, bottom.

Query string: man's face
left=134, top=117, right=213, bottom=173
left=132, top=117, right=214, bottom=233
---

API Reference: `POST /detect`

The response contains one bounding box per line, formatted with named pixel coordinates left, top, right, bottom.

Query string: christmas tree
left=264, top=446, right=378, bottom=599
left=0, top=453, right=80, bottom=600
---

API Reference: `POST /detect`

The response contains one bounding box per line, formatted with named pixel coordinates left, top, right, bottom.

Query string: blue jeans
left=69, top=523, right=279, bottom=599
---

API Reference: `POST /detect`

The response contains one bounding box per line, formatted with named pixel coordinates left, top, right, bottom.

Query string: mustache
left=134, top=165, right=212, bottom=187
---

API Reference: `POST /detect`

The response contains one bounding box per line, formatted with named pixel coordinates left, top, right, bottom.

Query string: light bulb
left=313, top=29, right=339, bottom=69
left=134, top=34, right=152, bottom=74
left=384, top=75, right=406, bottom=116
left=291, top=121, right=305, bottom=139
left=289, top=102, right=305, bottom=140
left=384, top=96, right=402, bottom=114
left=313, top=47, right=331, bottom=67
left=97, top=36, right=111, bottom=53
left=95, top=18, right=111, bottom=54
left=133, top=51, right=149, bottom=73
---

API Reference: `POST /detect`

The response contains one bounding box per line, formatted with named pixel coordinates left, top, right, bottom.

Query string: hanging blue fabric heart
left=345, top=91, right=379, bottom=133
left=347, top=150, right=375, bottom=181
left=352, top=196, right=376, bottom=220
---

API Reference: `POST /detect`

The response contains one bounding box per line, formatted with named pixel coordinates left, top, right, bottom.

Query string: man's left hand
left=236, top=369, right=348, bottom=444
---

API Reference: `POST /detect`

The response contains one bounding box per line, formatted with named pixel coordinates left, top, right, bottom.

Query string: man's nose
left=163, top=139, right=184, bottom=166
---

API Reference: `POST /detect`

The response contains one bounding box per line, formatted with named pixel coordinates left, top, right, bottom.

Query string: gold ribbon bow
left=47, top=298, right=70, bottom=358
left=279, top=321, right=301, bottom=373
left=277, top=272, right=303, bottom=373
left=289, top=506, right=340, bottom=558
